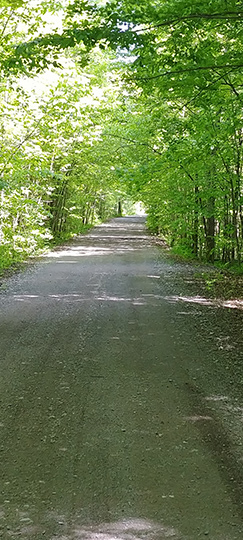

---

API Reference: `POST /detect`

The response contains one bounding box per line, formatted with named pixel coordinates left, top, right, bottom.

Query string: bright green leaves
left=0, top=0, right=242, bottom=268
left=0, top=44, right=134, bottom=269
left=0, top=0, right=242, bottom=78
left=0, top=0, right=24, bottom=6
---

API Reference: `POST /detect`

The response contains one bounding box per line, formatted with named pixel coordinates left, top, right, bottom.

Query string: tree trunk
left=192, top=185, right=199, bottom=256
left=206, top=196, right=215, bottom=263
left=118, top=201, right=122, bottom=217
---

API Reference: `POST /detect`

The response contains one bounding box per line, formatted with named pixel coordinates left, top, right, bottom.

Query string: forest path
left=0, top=216, right=243, bottom=540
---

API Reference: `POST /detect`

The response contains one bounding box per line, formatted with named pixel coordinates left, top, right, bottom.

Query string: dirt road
left=0, top=216, right=243, bottom=539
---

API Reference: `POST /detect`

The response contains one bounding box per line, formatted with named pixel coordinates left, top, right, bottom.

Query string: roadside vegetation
left=0, top=0, right=242, bottom=285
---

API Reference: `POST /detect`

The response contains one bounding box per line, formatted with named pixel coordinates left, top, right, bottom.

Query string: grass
left=196, top=269, right=243, bottom=300
left=153, top=236, right=243, bottom=300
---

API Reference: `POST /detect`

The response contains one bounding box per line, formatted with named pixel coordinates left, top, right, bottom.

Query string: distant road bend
left=0, top=216, right=243, bottom=540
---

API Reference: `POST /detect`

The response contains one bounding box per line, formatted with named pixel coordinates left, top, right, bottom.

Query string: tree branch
left=136, top=64, right=243, bottom=81
left=179, top=69, right=240, bottom=110
left=137, top=11, right=243, bottom=32
left=215, top=71, right=243, bottom=102
left=104, top=132, right=163, bottom=155
left=0, top=117, right=43, bottom=178
left=0, top=10, right=15, bottom=44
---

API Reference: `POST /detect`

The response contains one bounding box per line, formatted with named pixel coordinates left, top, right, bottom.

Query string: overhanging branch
left=137, top=11, right=243, bottom=32
left=136, top=64, right=243, bottom=81
left=104, top=132, right=163, bottom=155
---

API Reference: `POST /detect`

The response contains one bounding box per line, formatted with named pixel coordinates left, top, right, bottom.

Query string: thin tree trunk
left=192, top=185, right=199, bottom=256
left=206, top=196, right=215, bottom=263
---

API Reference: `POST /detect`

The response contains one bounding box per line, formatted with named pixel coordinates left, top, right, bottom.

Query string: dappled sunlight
left=205, top=395, right=243, bottom=415
left=42, top=218, right=151, bottom=260
left=164, top=295, right=215, bottom=306
left=11, top=291, right=243, bottom=311
left=12, top=293, right=148, bottom=305
left=13, top=293, right=89, bottom=303
left=205, top=395, right=229, bottom=402
left=88, top=235, right=150, bottom=240
left=163, top=294, right=243, bottom=311
left=141, top=293, right=164, bottom=300
left=221, top=299, right=243, bottom=309
left=203, top=396, right=243, bottom=444
left=215, top=336, right=235, bottom=351
left=44, top=246, right=114, bottom=258
left=96, top=295, right=132, bottom=302
left=176, top=311, right=197, bottom=315
left=96, top=295, right=147, bottom=306
left=184, top=415, right=213, bottom=423
left=52, top=518, right=180, bottom=540
left=14, top=294, right=39, bottom=299
left=44, top=243, right=144, bottom=258
left=98, top=223, right=130, bottom=230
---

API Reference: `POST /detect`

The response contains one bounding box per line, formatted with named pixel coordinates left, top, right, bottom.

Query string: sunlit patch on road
left=44, top=246, right=114, bottom=257
left=10, top=290, right=243, bottom=312
left=62, top=518, right=180, bottom=540
left=163, top=294, right=243, bottom=310
left=205, top=395, right=228, bottom=402
left=184, top=415, right=213, bottom=423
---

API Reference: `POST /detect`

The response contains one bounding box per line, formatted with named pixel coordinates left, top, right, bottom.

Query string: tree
left=0, top=0, right=242, bottom=268
left=0, top=40, right=134, bottom=270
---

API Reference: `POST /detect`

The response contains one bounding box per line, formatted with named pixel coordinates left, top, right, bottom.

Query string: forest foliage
left=0, top=0, right=242, bottom=270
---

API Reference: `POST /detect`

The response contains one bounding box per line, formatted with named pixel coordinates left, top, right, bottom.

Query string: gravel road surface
left=0, top=216, right=243, bottom=540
